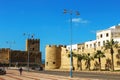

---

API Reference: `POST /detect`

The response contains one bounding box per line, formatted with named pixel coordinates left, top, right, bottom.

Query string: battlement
left=0, top=48, right=10, bottom=51
left=27, top=39, right=40, bottom=42
left=46, top=45, right=66, bottom=48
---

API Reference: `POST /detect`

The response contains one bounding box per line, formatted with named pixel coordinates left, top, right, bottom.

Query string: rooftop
left=97, top=24, right=120, bottom=33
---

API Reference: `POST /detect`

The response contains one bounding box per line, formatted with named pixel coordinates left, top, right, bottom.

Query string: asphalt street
left=37, top=70, right=120, bottom=80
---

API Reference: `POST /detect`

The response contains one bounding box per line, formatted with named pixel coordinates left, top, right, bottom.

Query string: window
left=53, top=62, right=55, bottom=64
left=106, top=33, right=109, bottom=37
left=46, top=62, right=48, bottom=66
left=86, top=45, right=88, bottom=48
left=97, top=36, right=99, bottom=39
left=100, top=34, right=102, bottom=38
left=94, top=43, right=96, bottom=48
left=82, top=47, right=84, bottom=52
left=68, top=47, right=70, bottom=50
left=103, top=41, right=105, bottom=46
left=78, top=48, right=80, bottom=50
left=82, top=47, right=84, bottom=49
left=94, top=44, right=96, bottom=50
left=90, top=44, right=92, bottom=48
left=98, top=42, right=100, bottom=46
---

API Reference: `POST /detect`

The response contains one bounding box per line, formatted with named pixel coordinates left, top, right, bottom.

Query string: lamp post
left=6, top=41, right=15, bottom=68
left=23, top=33, right=34, bottom=71
left=63, top=9, right=80, bottom=77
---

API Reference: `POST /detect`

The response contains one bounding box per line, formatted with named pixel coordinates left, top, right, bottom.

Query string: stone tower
left=26, top=39, right=40, bottom=52
left=45, top=45, right=62, bottom=70
left=26, top=39, right=41, bottom=65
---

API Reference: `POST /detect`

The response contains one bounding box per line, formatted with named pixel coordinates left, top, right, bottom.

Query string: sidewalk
left=0, top=69, right=104, bottom=80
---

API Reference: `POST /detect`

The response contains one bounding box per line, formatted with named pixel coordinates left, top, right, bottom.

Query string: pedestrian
left=19, top=67, right=23, bottom=75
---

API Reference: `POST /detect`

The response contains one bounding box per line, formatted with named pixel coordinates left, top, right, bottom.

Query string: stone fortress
left=0, top=39, right=41, bottom=67
left=45, top=24, right=120, bottom=70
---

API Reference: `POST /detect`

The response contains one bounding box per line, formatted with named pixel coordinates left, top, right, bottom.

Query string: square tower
left=26, top=39, right=40, bottom=52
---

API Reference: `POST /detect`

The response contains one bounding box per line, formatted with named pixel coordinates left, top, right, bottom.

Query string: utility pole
left=63, top=9, right=80, bottom=78
left=23, top=33, right=34, bottom=71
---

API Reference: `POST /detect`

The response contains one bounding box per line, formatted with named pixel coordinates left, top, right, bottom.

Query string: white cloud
left=72, top=18, right=89, bottom=24
left=72, top=18, right=80, bottom=23
left=90, top=30, right=96, bottom=34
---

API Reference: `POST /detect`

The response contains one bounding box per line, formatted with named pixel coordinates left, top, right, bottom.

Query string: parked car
left=31, top=66, right=43, bottom=71
left=0, top=67, right=6, bottom=75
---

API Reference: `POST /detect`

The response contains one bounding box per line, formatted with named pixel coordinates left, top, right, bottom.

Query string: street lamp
left=63, top=9, right=80, bottom=78
left=23, top=33, right=34, bottom=71
left=6, top=41, right=15, bottom=68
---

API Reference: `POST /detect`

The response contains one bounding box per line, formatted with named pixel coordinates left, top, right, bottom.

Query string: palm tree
left=104, top=39, right=118, bottom=71
left=68, top=52, right=76, bottom=57
left=105, top=58, right=112, bottom=70
left=68, top=52, right=84, bottom=70
left=83, top=53, right=94, bottom=70
left=75, top=54, right=84, bottom=70
left=67, top=52, right=76, bottom=70
left=94, top=50, right=105, bottom=70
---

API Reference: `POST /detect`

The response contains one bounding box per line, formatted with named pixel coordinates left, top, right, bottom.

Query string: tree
left=104, top=39, right=118, bottom=71
left=67, top=52, right=76, bottom=70
left=68, top=52, right=84, bottom=70
left=75, top=54, right=84, bottom=70
left=67, top=52, right=76, bottom=58
left=83, top=53, right=94, bottom=70
left=94, top=50, right=105, bottom=70
left=105, top=58, right=112, bottom=70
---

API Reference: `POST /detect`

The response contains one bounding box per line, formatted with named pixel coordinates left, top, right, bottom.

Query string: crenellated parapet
left=0, top=48, right=10, bottom=51
left=27, top=39, right=40, bottom=41
left=26, top=39, right=40, bottom=45
left=46, top=45, right=66, bottom=48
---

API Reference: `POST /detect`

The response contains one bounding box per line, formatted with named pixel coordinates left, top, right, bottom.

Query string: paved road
left=0, top=69, right=104, bottom=80
left=37, top=70, right=120, bottom=80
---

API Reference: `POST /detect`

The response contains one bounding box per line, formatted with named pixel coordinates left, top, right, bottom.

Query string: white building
left=85, top=40, right=96, bottom=49
left=66, top=44, right=78, bottom=50
left=96, top=24, right=120, bottom=47
left=67, top=24, right=120, bottom=50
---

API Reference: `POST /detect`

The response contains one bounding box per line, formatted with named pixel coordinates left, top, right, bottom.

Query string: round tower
left=45, top=45, right=62, bottom=70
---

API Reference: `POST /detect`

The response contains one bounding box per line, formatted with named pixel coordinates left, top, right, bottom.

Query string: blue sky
left=0, top=0, right=120, bottom=59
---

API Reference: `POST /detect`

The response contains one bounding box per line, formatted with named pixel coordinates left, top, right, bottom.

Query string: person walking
left=19, top=67, right=23, bottom=75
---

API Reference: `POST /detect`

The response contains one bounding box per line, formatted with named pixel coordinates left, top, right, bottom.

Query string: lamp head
left=23, top=33, right=26, bottom=36
left=76, top=11, right=80, bottom=16
left=63, top=9, right=67, bottom=14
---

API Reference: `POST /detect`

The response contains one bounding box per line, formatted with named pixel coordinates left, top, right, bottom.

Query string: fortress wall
left=60, top=47, right=70, bottom=70
left=61, top=47, right=120, bottom=70
left=60, top=47, right=78, bottom=70
left=0, top=48, right=10, bottom=63
left=45, top=44, right=120, bottom=70
left=111, top=48, right=120, bottom=70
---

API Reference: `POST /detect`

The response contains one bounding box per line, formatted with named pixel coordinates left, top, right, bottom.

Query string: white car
left=0, top=67, right=6, bottom=75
